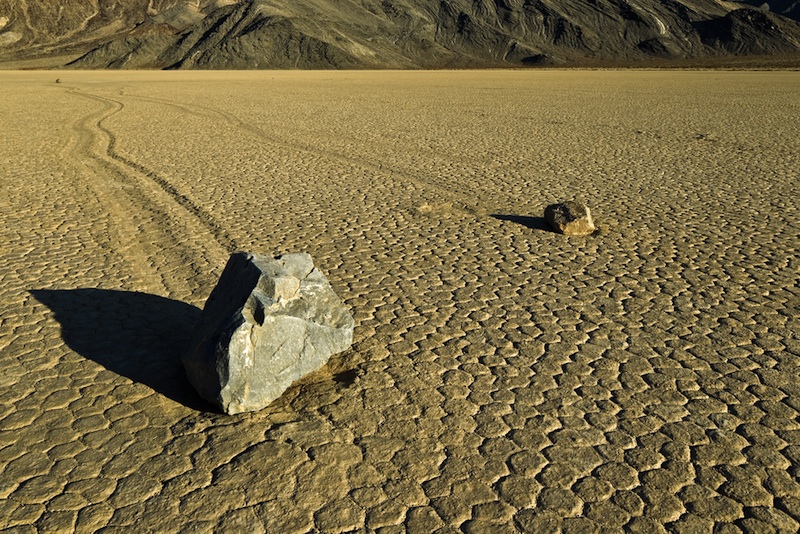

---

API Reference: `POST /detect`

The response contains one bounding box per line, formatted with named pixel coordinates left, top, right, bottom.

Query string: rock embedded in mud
left=182, top=252, right=354, bottom=414
left=544, top=200, right=596, bottom=236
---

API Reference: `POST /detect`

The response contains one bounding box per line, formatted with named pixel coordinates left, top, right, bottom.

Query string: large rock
left=544, top=200, right=596, bottom=236
left=182, top=252, right=354, bottom=414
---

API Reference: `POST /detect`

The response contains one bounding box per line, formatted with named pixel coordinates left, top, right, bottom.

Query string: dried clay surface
left=1, top=70, right=799, bottom=532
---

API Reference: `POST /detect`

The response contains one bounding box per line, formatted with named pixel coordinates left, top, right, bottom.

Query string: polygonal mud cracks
left=2, top=72, right=800, bottom=531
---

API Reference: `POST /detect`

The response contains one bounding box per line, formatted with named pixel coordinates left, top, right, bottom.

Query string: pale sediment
left=1, top=70, right=799, bottom=532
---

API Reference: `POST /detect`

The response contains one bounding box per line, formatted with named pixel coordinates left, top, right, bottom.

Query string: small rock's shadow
left=31, top=288, right=212, bottom=411
left=491, top=214, right=552, bottom=232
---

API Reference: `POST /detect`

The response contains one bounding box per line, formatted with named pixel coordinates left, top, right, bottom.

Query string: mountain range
left=1, top=0, right=800, bottom=68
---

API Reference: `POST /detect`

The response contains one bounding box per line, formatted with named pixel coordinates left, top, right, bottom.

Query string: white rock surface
left=182, top=252, right=354, bottom=414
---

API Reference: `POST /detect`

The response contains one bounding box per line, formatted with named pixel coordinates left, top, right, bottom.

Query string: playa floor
left=1, top=70, right=799, bottom=532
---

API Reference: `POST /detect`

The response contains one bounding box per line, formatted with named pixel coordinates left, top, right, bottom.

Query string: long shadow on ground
left=31, top=288, right=213, bottom=411
left=491, top=214, right=552, bottom=231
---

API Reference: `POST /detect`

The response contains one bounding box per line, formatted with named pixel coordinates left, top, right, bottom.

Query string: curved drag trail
left=59, top=89, right=170, bottom=296
left=74, top=88, right=239, bottom=253
left=117, top=90, right=494, bottom=217
left=63, top=86, right=234, bottom=301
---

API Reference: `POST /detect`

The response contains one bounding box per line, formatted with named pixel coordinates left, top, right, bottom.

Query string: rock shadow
left=30, top=288, right=213, bottom=411
left=491, top=214, right=552, bottom=232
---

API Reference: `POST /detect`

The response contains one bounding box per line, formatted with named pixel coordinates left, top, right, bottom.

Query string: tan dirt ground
left=1, top=70, right=799, bottom=532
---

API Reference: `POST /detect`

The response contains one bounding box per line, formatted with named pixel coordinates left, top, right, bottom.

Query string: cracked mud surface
left=1, top=70, right=799, bottom=532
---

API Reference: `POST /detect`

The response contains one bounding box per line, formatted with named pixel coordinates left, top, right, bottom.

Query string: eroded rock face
left=182, top=252, right=354, bottom=414
left=544, top=200, right=596, bottom=236
left=6, top=0, right=800, bottom=69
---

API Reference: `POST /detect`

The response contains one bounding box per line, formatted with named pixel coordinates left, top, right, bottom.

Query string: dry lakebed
left=1, top=70, right=799, bottom=532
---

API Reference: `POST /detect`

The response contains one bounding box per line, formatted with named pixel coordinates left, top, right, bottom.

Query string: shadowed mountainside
left=1, top=0, right=800, bottom=68
left=739, top=0, right=800, bottom=22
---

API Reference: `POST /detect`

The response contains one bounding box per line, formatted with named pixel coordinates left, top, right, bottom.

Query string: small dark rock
left=544, top=200, right=596, bottom=236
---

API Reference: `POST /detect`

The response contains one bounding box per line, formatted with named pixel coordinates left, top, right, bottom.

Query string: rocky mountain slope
left=740, top=0, right=800, bottom=21
left=1, top=0, right=800, bottom=68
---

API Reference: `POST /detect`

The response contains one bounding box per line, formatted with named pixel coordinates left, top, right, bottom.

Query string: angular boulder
left=544, top=200, right=596, bottom=236
left=182, top=252, right=354, bottom=414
